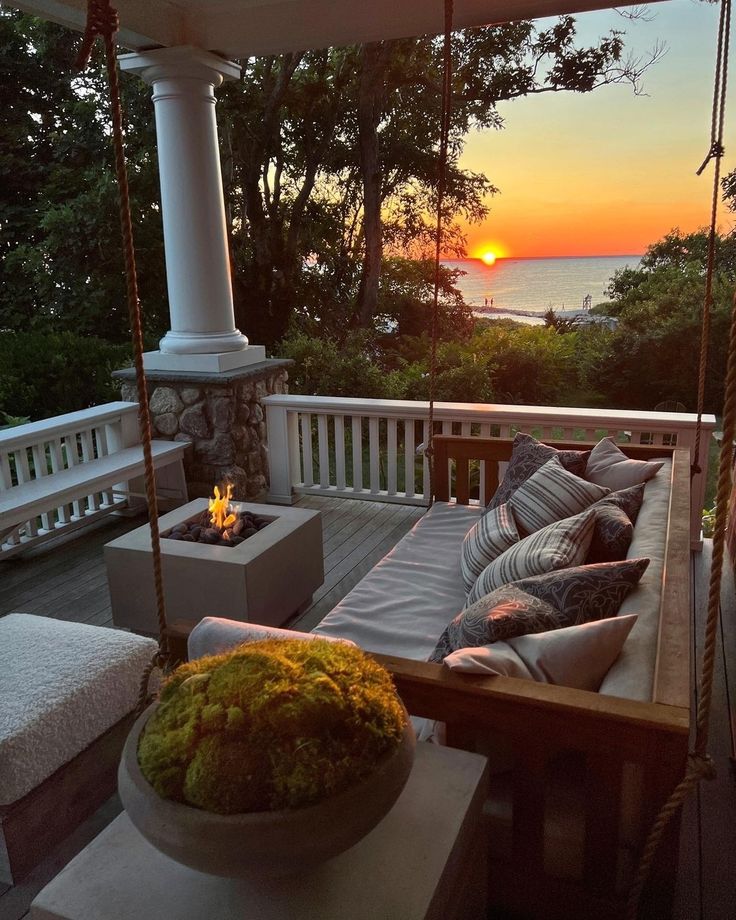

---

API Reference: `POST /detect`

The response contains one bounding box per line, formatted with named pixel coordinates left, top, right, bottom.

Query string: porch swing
left=2, top=0, right=734, bottom=917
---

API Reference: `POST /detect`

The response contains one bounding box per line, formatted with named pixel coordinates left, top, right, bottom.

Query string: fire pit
left=164, top=484, right=271, bottom=548
left=104, top=495, right=323, bottom=635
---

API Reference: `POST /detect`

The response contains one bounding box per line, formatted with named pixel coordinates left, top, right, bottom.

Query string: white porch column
left=119, top=46, right=264, bottom=373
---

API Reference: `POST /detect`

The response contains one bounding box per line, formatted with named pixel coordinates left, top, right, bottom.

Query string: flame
left=209, top=483, right=237, bottom=530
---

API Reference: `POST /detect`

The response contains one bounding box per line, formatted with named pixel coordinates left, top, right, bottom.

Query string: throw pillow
left=487, top=432, right=590, bottom=511
left=442, top=614, right=638, bottom=692
left=586, top=503, right=634, bottom=564
left=429, top=585, right=566, bottom=663
left=466, top=507, right=597, bottom=605
left=509, top=455, right=609, bottom=535
left=585, top=437, right=664, bottom=490
left=512, top=557, right=650, bottom=627
left=460, top=503, right=520, bottom=594
left=594, top=483, right=646, bottom=525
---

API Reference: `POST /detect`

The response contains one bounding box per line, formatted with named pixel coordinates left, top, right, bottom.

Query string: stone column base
left=113, top=359, right=292, bottom=502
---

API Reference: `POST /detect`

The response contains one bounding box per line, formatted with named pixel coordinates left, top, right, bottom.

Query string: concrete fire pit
left=104, top=500, right=323, bottom=634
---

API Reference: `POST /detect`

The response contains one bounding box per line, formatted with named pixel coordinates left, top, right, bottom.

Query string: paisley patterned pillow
left=487, top=432, right=589, bottom=511
left=594, top=483, right=646, bottom=525
left=586, top=504, right=633, bottom=564
left=430, top=585, right=566, bottom=663
left=511, top=557, right=650, bottom=627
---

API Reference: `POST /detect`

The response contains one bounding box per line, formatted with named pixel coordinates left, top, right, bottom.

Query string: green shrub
left=0, top=331, right=132, bottom=420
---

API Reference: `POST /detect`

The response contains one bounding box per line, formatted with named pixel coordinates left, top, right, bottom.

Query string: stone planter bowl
left=118, top=703, right=416, bottom=878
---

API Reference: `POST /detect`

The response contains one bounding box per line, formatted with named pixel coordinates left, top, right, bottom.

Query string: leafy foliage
left=0, top=330, right=131, bottom=419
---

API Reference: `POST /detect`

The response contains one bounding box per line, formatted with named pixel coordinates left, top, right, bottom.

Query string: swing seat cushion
left=0, top=614, right=157, bottom=806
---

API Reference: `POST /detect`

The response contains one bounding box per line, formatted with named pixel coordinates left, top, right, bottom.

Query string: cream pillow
left=585, top=437, right=664, bottom=490
left=443, top=614, right=638, bottom=691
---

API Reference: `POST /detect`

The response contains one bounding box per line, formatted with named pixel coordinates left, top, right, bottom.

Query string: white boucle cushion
left=584, top=437, right=664, bottom=491
left=0, top=614, right=157, bottom=805
left=510, top=455, right=609, bottom=535
left=443, top=614, right=638, bottom=692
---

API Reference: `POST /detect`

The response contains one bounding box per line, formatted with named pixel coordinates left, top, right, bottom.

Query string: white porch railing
left=0, top=402, right=140, bottom=553
left=263, top=395, right=716, bottom=548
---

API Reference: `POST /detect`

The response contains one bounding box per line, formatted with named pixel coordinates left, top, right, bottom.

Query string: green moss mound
left=137, top=638, right=406, bottom=814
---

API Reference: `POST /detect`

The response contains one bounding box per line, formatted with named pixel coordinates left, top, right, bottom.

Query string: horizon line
left=445, top=253, right=644, bottom=262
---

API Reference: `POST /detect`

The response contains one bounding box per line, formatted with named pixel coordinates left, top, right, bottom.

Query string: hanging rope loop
left=75, top=0, right=119, bottom=71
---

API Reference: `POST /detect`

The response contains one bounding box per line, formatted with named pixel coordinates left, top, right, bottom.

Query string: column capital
left=119, top=45, right=240, bottom=88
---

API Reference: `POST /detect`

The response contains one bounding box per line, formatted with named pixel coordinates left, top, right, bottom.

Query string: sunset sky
left=461, top=0, right=736, bottom=260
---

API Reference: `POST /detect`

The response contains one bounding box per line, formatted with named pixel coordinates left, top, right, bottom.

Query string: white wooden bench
left=0, top=402, right=188, bottom=558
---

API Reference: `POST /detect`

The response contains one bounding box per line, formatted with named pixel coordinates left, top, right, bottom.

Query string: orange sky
left=457, top=1, right=736, bottom=260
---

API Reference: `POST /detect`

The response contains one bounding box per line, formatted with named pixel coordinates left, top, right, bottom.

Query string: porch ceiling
left=15, top=0, right=663, bottom=57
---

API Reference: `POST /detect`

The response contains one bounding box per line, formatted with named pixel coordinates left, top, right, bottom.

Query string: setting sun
left=481, top=251, right=497, bottom=266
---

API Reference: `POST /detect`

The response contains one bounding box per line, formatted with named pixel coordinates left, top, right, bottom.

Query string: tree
left=0, top=9, right=166, bottom=342
left=599, top=230, right=732, bottom=412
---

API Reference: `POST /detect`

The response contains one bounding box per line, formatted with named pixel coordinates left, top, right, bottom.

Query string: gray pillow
left=487, top=432, right=589, bottom=511
left=430, top=585, right=566, bottom=663
left=586, top=504, right=633, bottom=564
left=594, top=483, right=646, bottom=525
left=511, top=557, right=650, bottom=626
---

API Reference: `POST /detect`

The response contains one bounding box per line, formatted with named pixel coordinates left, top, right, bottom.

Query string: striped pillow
left=460, top=503, right=519, bottom=594
left=467, top=507, right=597, bottom=604
left=510, top=455, right=609, bottom=535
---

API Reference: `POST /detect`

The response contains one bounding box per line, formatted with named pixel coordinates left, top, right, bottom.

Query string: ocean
left=444, top=255, right=642, bottom=324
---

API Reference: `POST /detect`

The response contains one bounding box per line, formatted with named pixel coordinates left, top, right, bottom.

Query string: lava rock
left=231, top=536, right=245, bottom=546
left=243, top=526, right=257, bottom=538
left=201, top=528, right=220, bottom=545
left=167, top=532, right=182, bottom=540
left=190, top=525, right=202, bottom=541
left=181, top=534, right=195, bottom=542
left=173, top=523, right=188, bottom=534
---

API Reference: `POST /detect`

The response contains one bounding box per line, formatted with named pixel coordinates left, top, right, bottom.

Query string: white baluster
left=369, top=417, right=380, bottom=494
left=31, top=443, right=53, bottom=533
left=404, top=418, right=415, bottom=498
left=422, top=420, right=430, bottom=500
left=351, top=416, right=363, bottom=493
left=317, top=414, right=330, bottom=488
left=301, top=414, right=314, bottom=488
left=387, top=418, right=397, bottom=496
left=80, top=428, right=100, bottom=512
left=334, top=415, right=346, bottom=491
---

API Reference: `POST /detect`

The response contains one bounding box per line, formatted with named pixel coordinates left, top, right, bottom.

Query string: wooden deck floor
left=0, top=495, right=734, bottom=919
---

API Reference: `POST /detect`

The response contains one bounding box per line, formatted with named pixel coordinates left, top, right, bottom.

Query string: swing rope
left=692, top=0, right=732, bottom=478
left=75, top=0, right=171, bottom=709
left=426, top=0, right=454, bottom=506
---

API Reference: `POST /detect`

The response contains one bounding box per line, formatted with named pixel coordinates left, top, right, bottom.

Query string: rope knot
left=696, top=140, right=726, bottom=176
left=75, top=0, right=120, bottom=71
left=688, top=751, right=717, bottom=782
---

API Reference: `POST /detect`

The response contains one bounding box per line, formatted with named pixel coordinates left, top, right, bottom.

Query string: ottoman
left=0, top=614, right=157, bottom=884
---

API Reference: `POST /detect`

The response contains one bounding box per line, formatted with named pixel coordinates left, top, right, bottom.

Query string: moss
left=138, top=639, right=406, bottom=814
